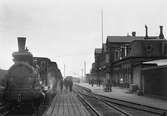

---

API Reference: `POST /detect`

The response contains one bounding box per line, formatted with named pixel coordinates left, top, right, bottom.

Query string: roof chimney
left=145, top=25, right=148, bottom=39
left=159, top=26, right=164, bottom=39
left=132, top=32, right=136, bottom=37
left=127, top=33, right=130, bottom=37
left=17, top=37, right=26, bottom=52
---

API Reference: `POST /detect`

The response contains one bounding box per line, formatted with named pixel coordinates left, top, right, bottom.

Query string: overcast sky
left=0, top=0, right=167, bottom=77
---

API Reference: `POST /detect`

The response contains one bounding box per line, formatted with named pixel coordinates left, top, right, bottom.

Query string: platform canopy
left=143, top=59, right=167, bottom=66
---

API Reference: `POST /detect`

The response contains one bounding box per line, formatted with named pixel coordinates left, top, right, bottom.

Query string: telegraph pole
left=101, top=8, right=104, bottom=46
left=84, top=61, right=86, bottom=76
left=64, top=64, right=65, bottom=78
left=81, top=68, right=83, bottom=79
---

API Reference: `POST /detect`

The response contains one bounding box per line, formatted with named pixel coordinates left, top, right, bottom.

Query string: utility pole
left=81, top=68, right=83, bottom=79
left=84, top=61, right=86, bottom=76
left=64, top=64, right=65, bottom=78
left=101, top=8, right=104, bottom=46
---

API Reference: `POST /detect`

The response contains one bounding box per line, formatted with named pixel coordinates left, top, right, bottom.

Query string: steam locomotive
left=0, top=37, right=63, bottom=111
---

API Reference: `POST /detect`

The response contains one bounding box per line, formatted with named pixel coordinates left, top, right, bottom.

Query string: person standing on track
left=69, top=78, right=73, bottom=92
left=60, top=79, right=63, bottom=93
left=63, top=78, right=68, bottom=92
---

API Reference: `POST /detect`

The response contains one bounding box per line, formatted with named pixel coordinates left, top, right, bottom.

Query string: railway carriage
left=46, top=61, right=63, bottom=102
left=33, top=57, right=51, bottom=88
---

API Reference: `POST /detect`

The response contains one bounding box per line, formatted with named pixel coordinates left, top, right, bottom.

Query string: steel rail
left=95, top=94, right=165, bottom=115
left=96, top=93, right=167, bottom=113
left=74, top=87, right=131, bottom=116
left=77, top=85, right=167, bottom=116
left=77, top=92, right=102, bottom=116
left=79, top=92, right=132, bottom=116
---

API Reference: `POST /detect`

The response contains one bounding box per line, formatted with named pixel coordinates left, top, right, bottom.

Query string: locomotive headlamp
left=44, top=86, right=49, bottom=91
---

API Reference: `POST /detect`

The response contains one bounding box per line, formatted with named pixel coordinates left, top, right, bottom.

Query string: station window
left=145, top=44, right=152, bottom=56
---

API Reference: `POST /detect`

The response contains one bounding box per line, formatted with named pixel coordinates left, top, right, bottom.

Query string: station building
left=89, top=62, right=96, bottom=83
left=91, top=26, right=167, bottom=97
left=94, top=48, right=103, bottom=85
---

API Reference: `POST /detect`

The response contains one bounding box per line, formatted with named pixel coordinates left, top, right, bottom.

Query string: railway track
left=75, top=86, right=131, bottom=116
left=75, top=85, right=167, bottom=116
left=77, top=93, right=102, bottom=116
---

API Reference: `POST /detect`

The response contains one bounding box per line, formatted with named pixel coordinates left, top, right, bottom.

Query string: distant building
left=88, top=63, right=96, bottom=83
left=94, top=48, right=103, bottom=84
left=65, top=76, right=80, bottom=83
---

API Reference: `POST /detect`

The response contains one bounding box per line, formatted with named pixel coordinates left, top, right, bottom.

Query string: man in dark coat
left=63, top=79, right=69, bottom=92
left=60, top=79, right=63, bottom=93
left=69, top=79, right=73, bottom=92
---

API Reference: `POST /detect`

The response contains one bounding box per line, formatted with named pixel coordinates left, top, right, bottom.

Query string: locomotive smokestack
left=145, top=25, right=148, bottom=39
left=17, top=37, right=26, bottom=52
left=132, top=32, right=136, bottom=37
left=159, top=26, right=164, bottom=39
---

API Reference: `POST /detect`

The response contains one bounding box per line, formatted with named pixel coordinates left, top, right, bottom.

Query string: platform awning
left=143, top=59, right=167, bottom=66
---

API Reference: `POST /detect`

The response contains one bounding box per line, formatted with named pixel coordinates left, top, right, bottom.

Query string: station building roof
left=106, top=36, right=159, bottom=43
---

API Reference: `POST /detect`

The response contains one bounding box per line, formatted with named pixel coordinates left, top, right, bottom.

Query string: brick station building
left=91, top=26, right=167, bottom=97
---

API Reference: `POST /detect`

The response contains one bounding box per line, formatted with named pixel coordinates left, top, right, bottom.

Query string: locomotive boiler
left=3, top=37, right=44, bottom=108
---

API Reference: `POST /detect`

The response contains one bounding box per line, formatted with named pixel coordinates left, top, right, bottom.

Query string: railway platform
left=78, top=82, right=167, bottom=110
left=43, top=91, right=91, bottom=116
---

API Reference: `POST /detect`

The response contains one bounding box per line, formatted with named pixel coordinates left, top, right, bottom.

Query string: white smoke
left=47, top=72, right=56, bottom=92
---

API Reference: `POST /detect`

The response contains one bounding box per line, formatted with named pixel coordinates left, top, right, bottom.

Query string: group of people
left=88, top=79, right=112, bottom=92
left=60, top=78, right=73, bottom=93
